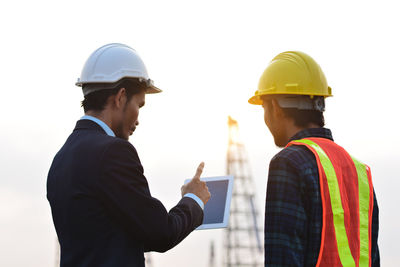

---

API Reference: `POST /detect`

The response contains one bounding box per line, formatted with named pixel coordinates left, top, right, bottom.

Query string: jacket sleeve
left=371, top=190, right=380, bottom=266
left=265, top=154, right=307, bottom=266
left=97, top=139, right=203, bottom=252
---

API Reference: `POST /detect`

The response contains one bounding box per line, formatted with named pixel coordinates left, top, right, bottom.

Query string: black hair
left=281, top=108, right=325, bottom=127
left=265, top=98, right=325, bottom=127
left=81, top=79, right=146, bottom=113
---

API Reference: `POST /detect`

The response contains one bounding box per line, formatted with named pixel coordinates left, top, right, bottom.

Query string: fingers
left=193, top=162, right=204, bottom=180
left=204, top=186, right=211, bottom=204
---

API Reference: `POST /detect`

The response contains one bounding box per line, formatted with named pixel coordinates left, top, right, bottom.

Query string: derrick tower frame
left=224, top=116, right=263, bottom=266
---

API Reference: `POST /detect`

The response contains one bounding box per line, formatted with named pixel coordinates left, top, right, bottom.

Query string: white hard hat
left=76, top=43, right=161, bottom=95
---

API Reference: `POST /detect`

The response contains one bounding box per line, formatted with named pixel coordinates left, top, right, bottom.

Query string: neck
left=284, top=122, right=321, bottom=142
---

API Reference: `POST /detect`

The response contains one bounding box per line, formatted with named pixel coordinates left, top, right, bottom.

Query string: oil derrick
left=209, top=240, right=216, bottom=267
left=224, top=116, right=263, bottom=266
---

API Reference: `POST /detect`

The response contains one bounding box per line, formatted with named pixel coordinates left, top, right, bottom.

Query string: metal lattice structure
left=224, top=116, right=263, bottom=267
left=209, top=240, right=216, bottom=267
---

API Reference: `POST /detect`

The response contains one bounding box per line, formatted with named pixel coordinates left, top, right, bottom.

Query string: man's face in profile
left=115, top=90, right=146, bottom=140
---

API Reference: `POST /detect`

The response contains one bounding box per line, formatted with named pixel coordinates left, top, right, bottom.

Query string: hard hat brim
left=146, top=85, right=162, bottom=94
left=248, top=95, right=263, bottom=105
left=77, top=77, right=162, bottom=95
left=248, top=88, right=333, bottom=106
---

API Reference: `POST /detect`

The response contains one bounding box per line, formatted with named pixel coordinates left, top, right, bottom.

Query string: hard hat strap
left=138, top=78, right=154, bottom=88
left=276, top=96, right=325, bottom=112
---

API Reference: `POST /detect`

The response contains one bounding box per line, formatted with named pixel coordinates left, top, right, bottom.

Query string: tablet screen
left=185, top=176, right=234, bottom=230
left=203, top=180, right=228, bottom=224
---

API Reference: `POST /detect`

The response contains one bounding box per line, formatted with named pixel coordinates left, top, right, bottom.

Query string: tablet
left=185, top=176, right=234, bottom=230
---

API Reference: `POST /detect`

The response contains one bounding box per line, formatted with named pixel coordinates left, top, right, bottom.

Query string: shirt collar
left=80, top=115, right=115, bottom=137
left=289, top=127, right=333, bottom=142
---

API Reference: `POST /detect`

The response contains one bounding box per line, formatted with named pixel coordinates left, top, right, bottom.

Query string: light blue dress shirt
left=81, top=115, right=115, bottom=137
left=182, top=193, right=204, bottom=210
left=80, top=115, right=204, bottom=210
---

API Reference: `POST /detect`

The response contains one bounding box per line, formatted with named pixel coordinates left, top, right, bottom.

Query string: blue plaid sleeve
left=371, top=190, right=380, bottom=267
left=265, top=149, right=309, bottom=266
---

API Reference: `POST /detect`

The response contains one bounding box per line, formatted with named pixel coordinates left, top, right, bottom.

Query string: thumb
left=193, top=162, right=205, bottom=180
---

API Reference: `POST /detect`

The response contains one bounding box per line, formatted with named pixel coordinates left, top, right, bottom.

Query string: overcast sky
left=1, top=0, right=399, bottom=266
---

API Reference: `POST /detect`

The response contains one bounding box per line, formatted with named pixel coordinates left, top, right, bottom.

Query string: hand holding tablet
left=185, top=176, right=234, bottom=230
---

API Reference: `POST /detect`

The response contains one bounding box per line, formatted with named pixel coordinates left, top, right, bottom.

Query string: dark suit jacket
left=47, top=119, right=203, bottom=267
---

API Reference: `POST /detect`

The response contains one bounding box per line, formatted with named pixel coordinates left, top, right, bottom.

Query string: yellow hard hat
left=248, top=51, right=332, bottom=105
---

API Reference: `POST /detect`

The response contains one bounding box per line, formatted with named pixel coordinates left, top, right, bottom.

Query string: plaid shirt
left=264, top=128, right=380, bottom=266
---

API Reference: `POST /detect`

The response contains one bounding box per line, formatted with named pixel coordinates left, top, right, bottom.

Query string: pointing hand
left=181, top=162, right=211, bottom=205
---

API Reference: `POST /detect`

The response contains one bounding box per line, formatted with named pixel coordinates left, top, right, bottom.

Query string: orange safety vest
left=287, top=137, right=374, bottom=267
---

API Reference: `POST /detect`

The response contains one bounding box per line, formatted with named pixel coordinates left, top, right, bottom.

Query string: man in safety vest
left=248, top=51, right=379, bottom=266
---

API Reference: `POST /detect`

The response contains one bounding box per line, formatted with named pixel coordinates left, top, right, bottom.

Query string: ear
left=113, top=87, right=127, bottom=109
left=271, top=98, right=284, bottom=118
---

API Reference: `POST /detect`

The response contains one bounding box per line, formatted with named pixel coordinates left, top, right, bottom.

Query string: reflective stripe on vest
left=287, top=138, right=373, bottom=267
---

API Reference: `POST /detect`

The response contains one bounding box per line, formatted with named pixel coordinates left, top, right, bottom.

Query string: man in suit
left=47, top=43, right=211, bottom=267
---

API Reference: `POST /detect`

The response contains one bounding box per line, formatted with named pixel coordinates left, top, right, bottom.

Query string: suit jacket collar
left=74, top=119, right=107, bottom=135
